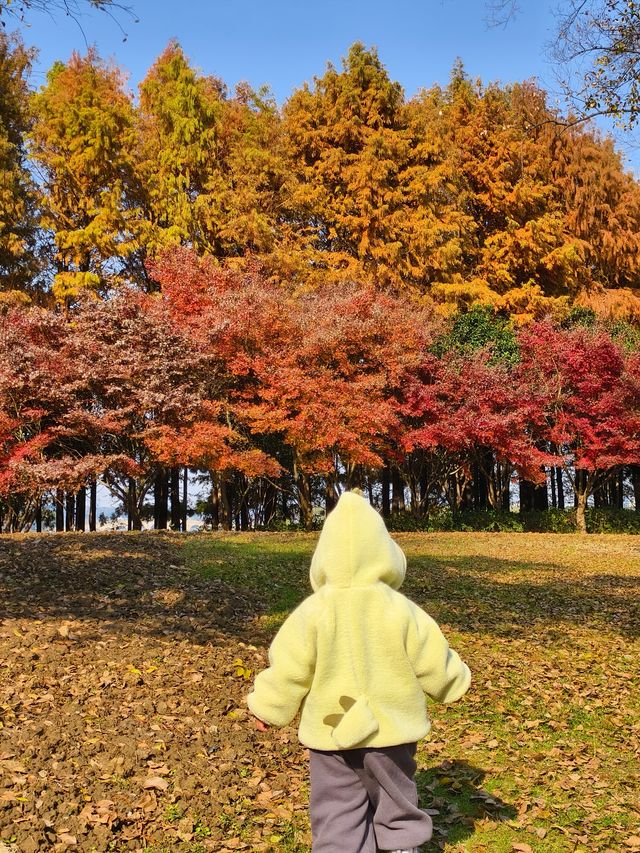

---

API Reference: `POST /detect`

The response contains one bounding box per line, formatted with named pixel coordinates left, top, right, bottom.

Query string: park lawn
left=189, top=531, right=640, bottom=853
left=0, top=531, right=637, bottom=853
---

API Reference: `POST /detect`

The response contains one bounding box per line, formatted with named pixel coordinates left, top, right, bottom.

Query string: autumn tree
left=236, top=282, right=434, bottom=524
left=0, top=32, right=38, bottom=296
left=134, top=40, right=227, bottom=266
left=405, top=64, right=640, bottom=321
left=0, top=302, right=138, bottom=532
left=29, top=50, right=141, bottom=304
left=145, top=249, right=286, bottom=528
left=213, top=82, right=295, bottom=268
left=552, top=0, right=640, bottom=129
left=398, top=343, right=553, bottom=515
left=283, top=43, right=412, bottom=287
left=519, top=321, right=640, bottom=532
left=549, top=126, right=640, bottom=319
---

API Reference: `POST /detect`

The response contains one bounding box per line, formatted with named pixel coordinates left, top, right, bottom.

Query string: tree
left=146, top=249, right=286, bottom=526
left=399, top=345, right=554, bottom=513
left=0, top=31, right=38, bottom=295
left=0, top=0, right=135, bottom=30
left=0, top=302, right=135, bottom=531
left=29, top=50, right=142, bottom=303
left=519, top=321, right=640, bottom=531
left=411, top=65, right=640, bottom=320
left=135, top=41, right=226, bottom=264
left=150, top=247, right=434, bottom=526
left=487, top=1, right=640, bottom=128
left=237, top=282, right=433, bottom=523
left=553, top=0, right=640, bottom=128
left=283, top=43, right=411, bottom=287
left=213, top=82, right=293, bottom=264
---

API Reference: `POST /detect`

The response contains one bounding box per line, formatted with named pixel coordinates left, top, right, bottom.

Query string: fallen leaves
left=0, top=532, right=308, bottom=851
left=142, top=777, right=169, bottom=792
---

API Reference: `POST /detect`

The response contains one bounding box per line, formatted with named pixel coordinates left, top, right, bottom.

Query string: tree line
left=1, top=35, right=639, bottom=532
left=2, top=248, right=639, bottom=534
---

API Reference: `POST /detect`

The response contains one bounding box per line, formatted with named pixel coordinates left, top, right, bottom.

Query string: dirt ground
left=0, top=532, right=308, bottom=852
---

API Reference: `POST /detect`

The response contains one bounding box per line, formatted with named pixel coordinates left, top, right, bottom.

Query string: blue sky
left=10, top=0, right=638, bottom=170
left=17, top=0, right=555, bottom=99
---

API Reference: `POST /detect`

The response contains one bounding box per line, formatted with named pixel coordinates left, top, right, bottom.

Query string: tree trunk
left=263, top=480, right=277, bottom=527
left=574, top=469, right=587, bottom=511
left=127, top=478, right=142, bottom=531
left=35, top=500, right=42, bottom=533
left=296, top=472, right=313, bottom=528
left=632, top=465, right=640, bottom=512
left=533, top=473, right=548, bottom=511
left=65, top=491, right=75, bottom=532
left=154, top=468, right=168, bottom=530
left=573, top=468, right=589, bottom=533
left=367, top=477, right=374, bottom=507
left=576, top=490, right=588, bottom=534
left=170, top=466, right=180, bottom=530
left=614, top=469, right=624, bottom=510
left=519, top=478, right=534, bottom=512
left=472, top=453, right=490, bottom=510
left=391, top=468, right=405, bottom=514
left=325, top=477, right=337, bottom=515
left=56, top=488, right=64, bottom=532
left=89, top=478, right=97, bottom=532
left=556, top=467, right=565, bottom=510
left=550, top=466, right=557, bottom=508
left=381, top=465, right=391, bottom=518
left=182, top=467, right=188, bottom=531
left=239, top=475, right=249, bottom=530
left=75, top=487, right=86, bottom=532
left=210, top=478, right=220, bottom=529
left=220, top=475, right=232, bottom=531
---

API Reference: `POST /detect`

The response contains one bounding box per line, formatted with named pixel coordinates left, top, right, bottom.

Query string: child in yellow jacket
left=247, top=490, right=471, bottom=853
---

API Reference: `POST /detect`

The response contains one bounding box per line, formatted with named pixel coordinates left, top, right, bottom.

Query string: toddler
left=247, top=490, right=471, bottom=853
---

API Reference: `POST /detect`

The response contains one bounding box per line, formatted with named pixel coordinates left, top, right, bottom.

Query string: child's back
left=248, top=491, right=470, bottom=853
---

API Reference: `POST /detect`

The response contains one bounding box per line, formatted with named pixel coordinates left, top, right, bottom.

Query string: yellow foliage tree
left=29, top=50, right=141, bottom=305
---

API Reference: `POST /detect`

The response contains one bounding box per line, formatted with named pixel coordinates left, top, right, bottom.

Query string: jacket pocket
left=331, top=695, right=379, bottom=749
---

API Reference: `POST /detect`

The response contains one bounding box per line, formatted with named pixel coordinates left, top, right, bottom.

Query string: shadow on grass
left=405, top=555, right=640, bottom=639
left=1, top=532, right=637, bottom=641
left=192, top=537, right=640, bottom=640
left=0, top=531, right=264, bottom=642
left=417, top=760, right=516, bottom=851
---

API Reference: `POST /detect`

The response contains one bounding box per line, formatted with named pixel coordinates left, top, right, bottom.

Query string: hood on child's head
left=309, top=490, right=406, bottom=591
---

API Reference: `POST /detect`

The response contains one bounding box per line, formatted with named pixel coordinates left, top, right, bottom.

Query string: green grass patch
left=184, top=531, right=640, bottom=851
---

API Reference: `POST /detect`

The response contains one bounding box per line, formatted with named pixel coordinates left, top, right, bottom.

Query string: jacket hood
left=310, top=491, right=406, bottom=591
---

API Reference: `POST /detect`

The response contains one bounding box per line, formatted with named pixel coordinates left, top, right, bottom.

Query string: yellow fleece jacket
left=247, top=491, right=471, bottom=751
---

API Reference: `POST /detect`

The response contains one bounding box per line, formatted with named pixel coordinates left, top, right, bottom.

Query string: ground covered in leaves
left=0, top=531, right=638, bottom=852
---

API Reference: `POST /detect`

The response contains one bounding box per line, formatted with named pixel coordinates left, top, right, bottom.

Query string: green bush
left=520, top=509, right=578, bottom=533
left=586, top=508, right=640, bottom=534
left=383, top=507, right=640, bottom=534
left=386, top=509, right=525, bottom=533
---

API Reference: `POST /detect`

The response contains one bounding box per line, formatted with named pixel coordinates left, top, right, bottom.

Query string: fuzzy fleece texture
left=246, top=491, right=471, bottom=750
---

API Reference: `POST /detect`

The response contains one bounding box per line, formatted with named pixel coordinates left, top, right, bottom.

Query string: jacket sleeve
left=405, top=602, right=471, bottom=703
left=246, top=597, right=317, bottom=726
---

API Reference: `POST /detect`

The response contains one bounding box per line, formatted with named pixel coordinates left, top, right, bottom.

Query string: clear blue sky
left=10, top=0, right=639, bottom=171
left=16, top=0, right=555, bottom=98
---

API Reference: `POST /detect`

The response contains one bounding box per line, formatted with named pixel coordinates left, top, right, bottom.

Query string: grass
left=185, top=531, right=640, bottom=853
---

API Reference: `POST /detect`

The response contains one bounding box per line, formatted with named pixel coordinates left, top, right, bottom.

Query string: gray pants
left=309, top=743, right=432, bottom=852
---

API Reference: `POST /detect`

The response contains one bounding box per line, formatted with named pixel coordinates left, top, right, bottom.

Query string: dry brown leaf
left=143, top=776, right=169, bottom=791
